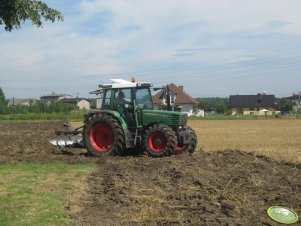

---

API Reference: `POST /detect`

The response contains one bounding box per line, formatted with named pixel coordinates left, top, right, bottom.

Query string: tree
left=276, top=98, right=293, bottom=113
left=196, top=97, right=229, bottom=114
left=196, top=98, right=208, bottom=111
left=0, top=0, right=63, bottom=31
left=0, top=87, right=5, bottom=103
left=0, top=87, right=5, bottom=113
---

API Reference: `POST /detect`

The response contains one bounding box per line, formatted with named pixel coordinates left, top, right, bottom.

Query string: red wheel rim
left=176, top=145, right=187, bottom=151
left=148, top=132, right=167, bottom=153
left=90, top=123, right=114, bottom=152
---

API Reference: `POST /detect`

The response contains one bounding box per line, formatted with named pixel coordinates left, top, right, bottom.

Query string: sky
left=0, top=0, right=301, bottom=99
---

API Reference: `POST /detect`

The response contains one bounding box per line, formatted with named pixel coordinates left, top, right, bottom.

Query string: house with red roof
left=153, top=83, right=198, bottom=116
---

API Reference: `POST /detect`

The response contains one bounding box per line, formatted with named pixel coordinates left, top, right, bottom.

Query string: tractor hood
left=141, top=109, right=188, bottom=126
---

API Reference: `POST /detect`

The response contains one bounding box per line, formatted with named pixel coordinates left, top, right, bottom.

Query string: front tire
left=83, top=113, right=125, bottom=157
left=143, top=124, right=177, bottom=157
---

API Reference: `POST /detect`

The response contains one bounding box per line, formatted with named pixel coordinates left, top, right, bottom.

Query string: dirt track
left=1, top=121, right=300, bottom=225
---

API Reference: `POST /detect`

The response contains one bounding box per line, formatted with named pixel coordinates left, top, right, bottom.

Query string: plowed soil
left=1, top=121, right=300, bottom=225
left=0, top=121, right=96, bottom=163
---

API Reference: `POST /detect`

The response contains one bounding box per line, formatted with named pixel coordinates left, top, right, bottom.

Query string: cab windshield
left=135, top=88, right=153, bottom=109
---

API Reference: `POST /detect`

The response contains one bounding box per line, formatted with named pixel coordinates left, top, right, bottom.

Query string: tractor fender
left=84, top=110, right=128, bottom=130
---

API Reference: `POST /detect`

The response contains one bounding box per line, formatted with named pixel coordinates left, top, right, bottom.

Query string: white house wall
left=181, top=104, right=193, bottom=116
left=77, top=100, right=90, bottom=110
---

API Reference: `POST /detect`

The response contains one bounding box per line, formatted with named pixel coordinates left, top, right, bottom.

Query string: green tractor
left=49, top=79, right=197, bottom=157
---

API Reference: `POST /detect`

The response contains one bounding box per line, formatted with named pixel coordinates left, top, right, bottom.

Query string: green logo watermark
left=267, top=206, right=299, bottom=224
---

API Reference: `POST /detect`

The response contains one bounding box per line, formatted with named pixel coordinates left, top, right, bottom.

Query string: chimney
left=179, top=85, right=183, bottom=91
left=257, top=91, right=267, bottom=95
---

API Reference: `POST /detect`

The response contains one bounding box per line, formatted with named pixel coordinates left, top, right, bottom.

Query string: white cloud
left=1, top=0, right=301, bottom=98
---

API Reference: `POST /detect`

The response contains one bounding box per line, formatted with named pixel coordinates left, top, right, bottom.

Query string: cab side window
left=104, top=90, right=111, bottom=108
left=114, top=89, right=132, bottom=111
left=136, top=88, right=153, bottom=109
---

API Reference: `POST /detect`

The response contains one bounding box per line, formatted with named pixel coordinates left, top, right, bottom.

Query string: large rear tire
left=83, top=113, right=125, bottom=157
left=175, top=126, right=197, bottom=154
left=143, top=124, right=177, bottom=157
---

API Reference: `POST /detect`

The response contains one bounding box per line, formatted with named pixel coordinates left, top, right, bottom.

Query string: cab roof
left=99, top=79, right=153, bottom=89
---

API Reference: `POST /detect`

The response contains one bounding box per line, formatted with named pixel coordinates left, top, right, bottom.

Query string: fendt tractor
left=49, top=79, right=197, bottom=157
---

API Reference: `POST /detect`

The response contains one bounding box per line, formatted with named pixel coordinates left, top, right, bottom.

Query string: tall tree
left=0, top=0, right=63, bottom=31
left=196, top=97, right=229, bottom=114
left=0, top=87, right=5, bottom=113
left=0, top=87, right=5, bottom=103
left=276, top=97, right=293, bottom=113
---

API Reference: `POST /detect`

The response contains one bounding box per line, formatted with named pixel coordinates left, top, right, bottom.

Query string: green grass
left=0, top=163, right=95, bottom=226
left=0, top=111, right=86, bottom=121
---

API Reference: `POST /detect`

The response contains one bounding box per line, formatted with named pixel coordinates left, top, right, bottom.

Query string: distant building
left=60, top=98, right=90, bottom=110
left=153, top=83, right=198, bottom=116
left=229, top=94, right=276, bottom=116
left=290, top=92, right=301, bottom=113
left=7, top=98, right=38, bottom=106
left=40, top=92, right=72, bottom=105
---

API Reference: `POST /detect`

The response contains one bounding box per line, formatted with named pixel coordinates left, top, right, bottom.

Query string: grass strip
left=0, top=111, right=86, bottom=121
left=0, top=163, right=95, bottom=226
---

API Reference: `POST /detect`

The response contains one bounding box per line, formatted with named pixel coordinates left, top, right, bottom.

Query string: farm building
left=7, top=98, right=38, bottom=106
left=40, top=92, right=72, bottom=105
left=153, top=83, right=198, bottom=116
left=229, top=94, right=276, bottom=116
left=60, top=98, right=90, bottom=110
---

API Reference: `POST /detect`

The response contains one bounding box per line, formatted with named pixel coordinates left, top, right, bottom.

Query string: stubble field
left=190, top=119, right=301, bottom=163
left=0, top=119, right=300, bottom=225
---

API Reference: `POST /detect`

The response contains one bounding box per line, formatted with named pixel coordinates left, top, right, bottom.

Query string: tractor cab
left=97, top=80, right=154, bottom=128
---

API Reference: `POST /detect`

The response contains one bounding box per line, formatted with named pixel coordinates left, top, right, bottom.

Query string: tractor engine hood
left=141, top=109, right=188, bottom=126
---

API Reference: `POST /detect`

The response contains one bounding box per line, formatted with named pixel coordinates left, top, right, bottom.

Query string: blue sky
left=0, top=0, right=300, bottom=98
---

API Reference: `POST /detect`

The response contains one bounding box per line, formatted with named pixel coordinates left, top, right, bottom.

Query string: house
left=40, top=92, right=72, bottom=105
left=60, top=98, right=90, bottom=110
left=153, top=83, right=198, bottom=116
left=229, top=94, right=276, bottom=116
left=7, top=98, right=38, bottom=106
left=290, top=92, right=301, bottom=113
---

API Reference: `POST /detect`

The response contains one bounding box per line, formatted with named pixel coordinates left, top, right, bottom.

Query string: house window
left=257, top=107, right=260, bottom=111
left=249, top=107, right=254, bottom=110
